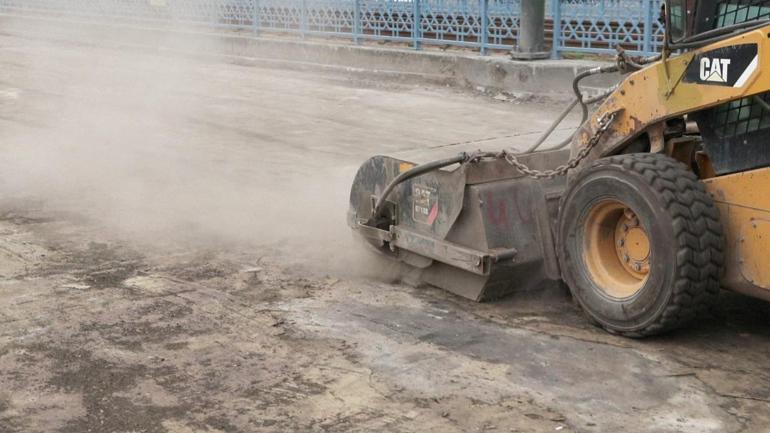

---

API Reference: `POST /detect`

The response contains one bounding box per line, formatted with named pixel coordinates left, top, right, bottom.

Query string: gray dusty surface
left=0, top=24, right=769, bottom=433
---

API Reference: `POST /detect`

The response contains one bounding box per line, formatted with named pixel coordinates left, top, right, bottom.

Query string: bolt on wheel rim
left=583, top=200, right=650, bottom=299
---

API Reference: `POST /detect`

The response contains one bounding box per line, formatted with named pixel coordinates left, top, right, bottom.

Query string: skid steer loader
left=348, top=0, right=770, bottom=337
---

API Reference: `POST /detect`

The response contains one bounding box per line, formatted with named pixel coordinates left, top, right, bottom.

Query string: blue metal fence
left=553, top=0, right=665, bottom=56
left=0, top=0, right=665, bottom=57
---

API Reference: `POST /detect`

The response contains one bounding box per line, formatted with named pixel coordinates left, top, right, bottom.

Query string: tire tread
left=564, top=153, right=724, bottom=337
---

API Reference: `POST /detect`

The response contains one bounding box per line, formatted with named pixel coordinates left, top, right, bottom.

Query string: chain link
left=500, top=111, right=619, bottom=179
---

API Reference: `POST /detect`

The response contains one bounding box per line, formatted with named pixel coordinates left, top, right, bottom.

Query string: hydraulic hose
left=367, top=61, right=624, bottom=224
left=525, top=64, right=619, bottom=154
left=522, top=97, right=579, bottom=153
left=622, top=53, right=662, bottom=71
left=531, top=84, right=618, bottom=152
left=572, top=68, right=594, bottom=123
left=369, top=153, right=468, bottom=223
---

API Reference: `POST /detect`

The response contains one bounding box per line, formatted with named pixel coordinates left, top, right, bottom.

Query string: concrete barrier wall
left=0, top=14, right=622, bottom=99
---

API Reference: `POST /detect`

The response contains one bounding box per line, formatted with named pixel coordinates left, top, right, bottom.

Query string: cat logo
left=684, top=44, right=758, bottom=87
left=699, top=58, right=731, bottom=83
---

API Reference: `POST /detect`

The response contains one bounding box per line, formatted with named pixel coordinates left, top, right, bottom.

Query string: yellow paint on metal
left=575, top=25, right=770, bottom=162
left=399, top=162, right=415, bottom=173
left=614, top=208, right=650, bottom=278
left=704, top=167, right=770, bottom=210
left=583, top=200, right=648, bottom=298
left=739, top=219, right=770, bottom=289
left=625, top=228, right=650, bottom=262
left=704, top=166, right=770, bottom=298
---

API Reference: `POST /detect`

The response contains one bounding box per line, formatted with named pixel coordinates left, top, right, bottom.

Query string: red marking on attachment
left=485, top=192, right=510, bottom=229
left=427, top=203, right=439, bottom=225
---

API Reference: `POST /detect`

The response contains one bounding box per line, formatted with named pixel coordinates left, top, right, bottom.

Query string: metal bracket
left=355, top=223, right=517, bottom=276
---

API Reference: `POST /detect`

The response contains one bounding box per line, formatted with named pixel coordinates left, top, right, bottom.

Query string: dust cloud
left=0, top=19, right=394, bottom=278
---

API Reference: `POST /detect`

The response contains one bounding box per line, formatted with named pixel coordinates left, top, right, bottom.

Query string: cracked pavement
left=0, top=18, right=769, bottom=433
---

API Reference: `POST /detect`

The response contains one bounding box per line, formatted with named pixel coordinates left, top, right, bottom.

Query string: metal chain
left=500, top=111, right=619, bottom=179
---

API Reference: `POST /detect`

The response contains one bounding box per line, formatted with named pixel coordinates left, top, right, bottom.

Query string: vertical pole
left=354, top=0, right=361, bottom=44
left=480, top=0, right=489, bottom=55
left=301, top=0, right=308, bottom=38
left=643, top=0, right=653, bottom=54
left=511, top=0, right=549, bottom=59
left=551, top=0, right=561, bottom=59
left=252, top=0, right=260, bottom=36
left=413, top=0, right=422, bottom=50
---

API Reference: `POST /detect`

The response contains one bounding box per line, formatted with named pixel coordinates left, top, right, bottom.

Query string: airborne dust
left=0, top=20, right=393, bottom=278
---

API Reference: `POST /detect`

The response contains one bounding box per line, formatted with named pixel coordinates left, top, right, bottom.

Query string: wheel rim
left=583, top=199, right=650, bottom=299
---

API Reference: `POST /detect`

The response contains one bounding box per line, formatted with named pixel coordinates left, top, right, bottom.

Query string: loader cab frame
left=668, top=0, right=770, bottom=176
left=665, top=0, right=770, bottom=46
left=665, top=0, right=692, bottom=43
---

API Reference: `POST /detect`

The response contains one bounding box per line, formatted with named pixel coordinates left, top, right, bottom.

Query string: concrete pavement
left=0, top=20, right=768, bottom=433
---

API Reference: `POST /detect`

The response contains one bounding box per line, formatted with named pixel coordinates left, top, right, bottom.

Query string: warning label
left=412, top=184, right=438, bottom=225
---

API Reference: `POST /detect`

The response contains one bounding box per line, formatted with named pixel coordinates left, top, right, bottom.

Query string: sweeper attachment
left=349, top=151, right=568, bottom=301
left=349, top=0, right=770, bottom=337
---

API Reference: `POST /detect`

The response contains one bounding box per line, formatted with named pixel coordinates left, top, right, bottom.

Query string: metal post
left=480, top=0, right=489, bottom=55
left=511, top=0, right=549, bottom=59
left=301, top=0, right=308, bottom=38
left=413, top=0, right=422, bottom=50
left=354, top=0, right=361, bottom=44
left=643, top=0, right=653, bottom=54
left=252, top=0, right=260, bottom=36
left=550, top=0, right=562, bottom=59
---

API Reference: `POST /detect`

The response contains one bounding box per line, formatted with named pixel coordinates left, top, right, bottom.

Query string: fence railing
left=554, top=0, right=664, bottom=56
left=0, top=0, right=666, bottom=57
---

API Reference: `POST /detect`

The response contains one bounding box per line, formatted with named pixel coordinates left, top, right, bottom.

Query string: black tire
left=558, top=153, right=724, bottom=337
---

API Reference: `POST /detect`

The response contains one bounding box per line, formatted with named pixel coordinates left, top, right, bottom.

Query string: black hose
left=367, top=62, right=623, bottom=224
left=535, top=85, right=619, bottom=152
left=525, top=65, right=618, bottom=154
left=572, top=68, right=594, bottom=123
left=523, top=84, right=615, bottom=154
left=369, top=153, right=467, bottom=223
left=523, top=98, right=579, bottom=154
left=623, top=53, right=662, bottom=71
left=573, top=65, right=619, bottom=122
